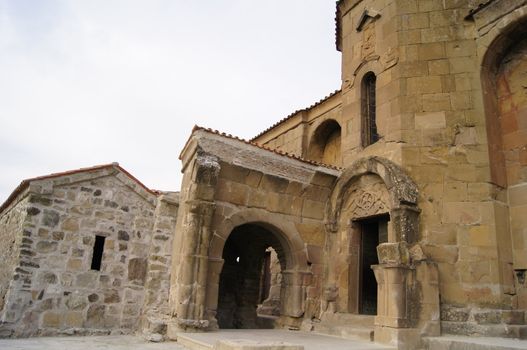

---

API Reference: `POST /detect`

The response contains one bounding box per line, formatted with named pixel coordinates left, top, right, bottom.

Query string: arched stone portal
left=480, top=12, right=527, bottom=305
left=216, top=224, right=286, bottom=329
left=206, top=210, right=311, bottom=330
left=325, top=157, right=439, bottom=349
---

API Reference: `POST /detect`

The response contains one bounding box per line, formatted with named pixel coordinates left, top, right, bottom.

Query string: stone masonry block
left=415, top=111, right=446, bottom=129
left=301, top=200, right=324, bottom=220
left=260, top=175, right=289, bottom=193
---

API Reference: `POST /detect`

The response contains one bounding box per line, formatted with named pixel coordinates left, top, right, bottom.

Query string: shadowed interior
left=216, top=224, right=285, bottom=329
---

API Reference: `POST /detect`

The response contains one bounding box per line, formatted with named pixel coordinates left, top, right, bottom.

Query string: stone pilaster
left=373, top=242, right=440, bottom=349
left=169, top=152, right=220, bottom=333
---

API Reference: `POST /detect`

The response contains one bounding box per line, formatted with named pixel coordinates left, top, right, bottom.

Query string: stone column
left=204, top=257, right=224, bottom=329
left=390, top=205, right=420, bottom=243
left=372, top=264, right=413, bottom=328
left=280, top=270, right=311, bottom=318
left=169, top=152, right=220, bottom=333
left=373, top=242, right=440, bottom=350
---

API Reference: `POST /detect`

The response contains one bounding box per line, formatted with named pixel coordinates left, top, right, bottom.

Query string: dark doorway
left=217, top=224, right=285, bottom=329
left=358, top=215, right=389, bottom=315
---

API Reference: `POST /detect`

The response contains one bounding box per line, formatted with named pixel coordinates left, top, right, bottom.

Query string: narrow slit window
left=361, top=72, right=378, bottom=147
left=91, top=235, right=106, bottom=271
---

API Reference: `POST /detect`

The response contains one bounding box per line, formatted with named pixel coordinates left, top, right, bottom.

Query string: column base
left=166, top=318, right=211, bottom=340
left=374, top=326, right=421, bottom=350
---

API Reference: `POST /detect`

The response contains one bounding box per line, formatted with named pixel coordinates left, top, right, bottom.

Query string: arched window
left=307, top=119, right=342, bottom=166
left=361, top=72, right=378, bottom=147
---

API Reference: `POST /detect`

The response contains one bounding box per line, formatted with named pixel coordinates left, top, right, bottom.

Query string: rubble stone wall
left=0, top=172, right=160, bottom=337
left=0, top=197, right=28, bottom=313
left=141, top=193, right=179, bottom=339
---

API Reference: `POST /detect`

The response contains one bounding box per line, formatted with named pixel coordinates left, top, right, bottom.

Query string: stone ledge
left=214, top=340, right=303, bottom=350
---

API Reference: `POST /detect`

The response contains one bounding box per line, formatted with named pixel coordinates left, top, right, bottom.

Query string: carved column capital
left=325, top=220, right=338, bottom=233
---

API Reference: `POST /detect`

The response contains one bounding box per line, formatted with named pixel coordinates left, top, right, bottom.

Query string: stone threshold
left=175, top=329, right=394, bottom=350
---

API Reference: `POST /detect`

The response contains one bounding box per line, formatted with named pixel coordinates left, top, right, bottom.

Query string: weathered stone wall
left=258, top=112, right=306, bottom=157
left=338, top=0, right=403, bottom=166
left=389, top=0, right=504, bottom=315
left=252, top=93, right=343, bottom=166
left=252, top=0, right=527, bottom=341
left=0, top=170, right=159, bottom=337
left=0, top=196, right=28, bottom=315
left=141, top=192, right=179, bottom=340
left=337, top=0, right=526, bottom=339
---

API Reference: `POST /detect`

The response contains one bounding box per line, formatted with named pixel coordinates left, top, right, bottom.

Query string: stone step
left=319, top=313, right=375, bottom=328
left=256, top=315, right=279, bottom=329
left=215, top=339, right=304, bottom=350
left=176, top=330, right=394, bottom=350
left=311, top=323, right=374, bottom=342
left=425, top=335, right=527, bottom=350
left=177, top=333, right=214, bottom=350
left=441, top=322, right=527, bottom=339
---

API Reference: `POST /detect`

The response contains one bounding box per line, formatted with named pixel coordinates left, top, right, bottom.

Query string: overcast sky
left=0, top=0, right=341, bottom=201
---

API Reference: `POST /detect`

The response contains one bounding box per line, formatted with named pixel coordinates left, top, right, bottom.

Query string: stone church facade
left=1, top=0, right=526, bottom=348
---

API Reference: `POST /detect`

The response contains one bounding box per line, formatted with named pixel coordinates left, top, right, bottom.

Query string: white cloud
left=0, top=0, right=341, bottom=201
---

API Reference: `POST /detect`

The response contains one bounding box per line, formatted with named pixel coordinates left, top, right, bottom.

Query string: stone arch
left=307, top=119, right=342, bottom=166
left=326, top=156, right=419, bottom=243
left=479, top=9, right=527, bottom=285
left=480, top=9, right=527, bottom=188
left=206, top=209, right=310, bottom=328
left=210, top=209, right=307, bottom=269
left=346, top=57, right=383, bottom=91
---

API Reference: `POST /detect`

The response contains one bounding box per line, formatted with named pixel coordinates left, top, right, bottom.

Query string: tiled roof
left=336, top=1, right=343, bottom=51
left=250, top=89, right=341, bottom=141
left=191, top=125, right=342, bottom=171
left=0, top=163, right=160, bottom=214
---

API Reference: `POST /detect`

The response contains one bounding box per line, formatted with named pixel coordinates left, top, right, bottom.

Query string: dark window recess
left=91, top=235, right=106, bottom=271
left=361, top=72, right=379, bottom=147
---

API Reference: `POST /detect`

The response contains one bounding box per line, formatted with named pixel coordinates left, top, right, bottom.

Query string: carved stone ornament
left=356, top=9, right=381, bottom=32
left=342, top=184, right=389, bottom=219
left=381, top=47, right=399, bottom=70
left=361, top=24, right=376, bottom=59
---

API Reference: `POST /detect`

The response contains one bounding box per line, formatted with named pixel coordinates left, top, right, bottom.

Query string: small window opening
left=361, top=72, right=378, bottom=147
left=91, top=235, right=106, bottom=271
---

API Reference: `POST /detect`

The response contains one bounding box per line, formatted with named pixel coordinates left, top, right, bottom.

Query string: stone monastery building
left=1, top=0, right=527, bottom=349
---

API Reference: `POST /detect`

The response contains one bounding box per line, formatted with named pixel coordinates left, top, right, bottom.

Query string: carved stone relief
left=361, top=23, right=376, bottom=59
left=341, top=174, right=390, bottom=220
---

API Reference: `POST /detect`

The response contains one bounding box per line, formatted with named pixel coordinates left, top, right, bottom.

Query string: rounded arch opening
left=308, top=119, right=342, bottom=166
left=481, top=16, right=527, bottom=188
left=216, top=223, right=288, bottom=329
